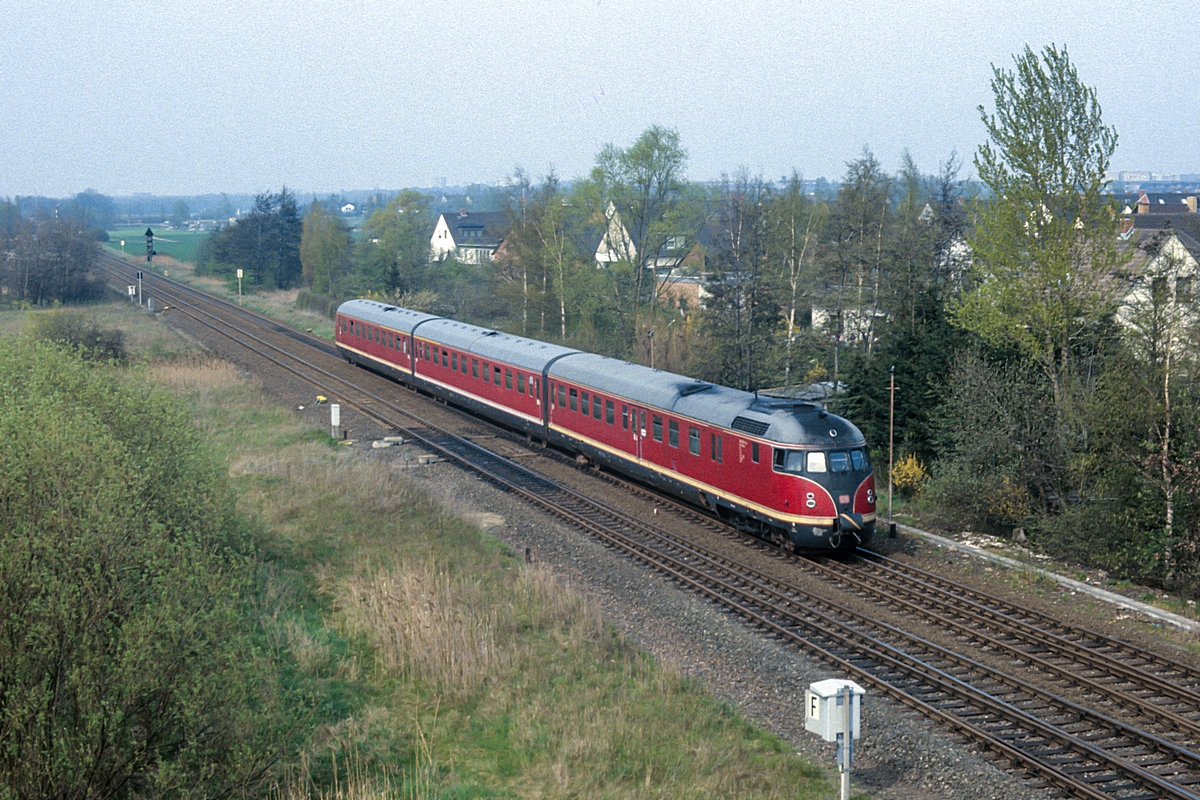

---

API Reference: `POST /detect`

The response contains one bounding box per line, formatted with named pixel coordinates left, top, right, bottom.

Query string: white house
left=1116, top=229, right=1200, bottom=349
left=430, top=211, right=508, bottom=265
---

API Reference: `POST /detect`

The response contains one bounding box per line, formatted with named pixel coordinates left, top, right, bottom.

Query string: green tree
left=581, top=126, right=707, bottom=334
left=200, top=187, right=303, bottom=290
left=954, top=44, right=1122, bottom=413
left=169, top=198, right=190, bottom=229
left=300, top=198, right=352, bottom=295
left=356, top=190, right=431, bottom=294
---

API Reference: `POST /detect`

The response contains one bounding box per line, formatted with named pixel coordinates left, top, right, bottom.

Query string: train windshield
left=774, top=449, right=869, bottom=474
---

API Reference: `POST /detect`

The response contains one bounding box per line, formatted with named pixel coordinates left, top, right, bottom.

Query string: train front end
left=760, top=402, right=877, bottom=552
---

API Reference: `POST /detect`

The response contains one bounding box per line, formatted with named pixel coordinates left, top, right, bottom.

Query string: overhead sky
left=3, top=0, right=1198, bottom=198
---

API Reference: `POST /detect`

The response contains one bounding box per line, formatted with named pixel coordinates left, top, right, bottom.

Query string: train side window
left=452, top=352, right=458, bottom=370
left=505, top=369, right=513, bottom=390
left=403, top=338, right=408, bottom=354
left=594, top=397, right=603, bottom=420
left=751, top=442, right=760, bottom=463
left=621, top=405, right=628, bottom=430
left=652, top=415, right=662, bottom=442
left=494, top=365, right=501, bottom=384
left=606, top=400, right=614, bottom=425
left=806, top=452, right=827, bottom=473
left=517, top=372, right=525, bottom=393
left=531, top=377, right=537, bottom=397
left=472, top=358, right=478, bottom=378
left=851, top=449, right=866, bottom=470
left=483, top=363, right=490, bottom=383
left=688, top=426, right=700, bottom=455
left=569, top=388, right=577, bottom=411
left=462, top=355, right=468, bottom=374
left=829, top=452, right=851, bottom=473
left=580, top=392, right=589, bottom=415
left=442, top=350, right=449, bottom=367
left=558, top=385, right=566, bottom=406
left=668, top=420, right=679, bottom=448
left=711, top=433, right=722, bottom=463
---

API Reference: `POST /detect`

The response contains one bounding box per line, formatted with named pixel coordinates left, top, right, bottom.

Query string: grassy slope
left=12, top=300, right=841, bottom=798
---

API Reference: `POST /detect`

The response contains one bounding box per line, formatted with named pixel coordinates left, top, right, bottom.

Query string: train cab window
left=558, top=385, right=566, bottom=407
left=652, top=415, right=663, bottom=442
left=829, top=452, right=851, bottom=473
left=595, top=398, right=604, bottom=421
left=580, top=392, right=589, bottom=415
left=452, top=352, right=458, bottom=370
left=774, top=449, right=805, bottom=474
left=505, top=369, right=512, bottom=390
left=606, top=400, right=614, bottom=425
left=711, top=434, right=723, bottom=463
left=621, top=405, right=629, bottom=430
left=752, top=442, right=760, bottom=463
left=688, top=427, right=700, bottom=455
left=806, top=452, right=827, bottom=473
left=472, top=358, right=478, bottom=378
left=668, top=420, right=679, bottom=448
left=569, top=388, right=577, bottom=411
left=851, top=449, right=867, bottom=471
left=494, top=366, right=502, bottom=384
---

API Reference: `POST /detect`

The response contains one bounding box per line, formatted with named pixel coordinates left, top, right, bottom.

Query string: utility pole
left=888, top=365, right=895, bottom=528
left=648, top=328, right=655, bottom=369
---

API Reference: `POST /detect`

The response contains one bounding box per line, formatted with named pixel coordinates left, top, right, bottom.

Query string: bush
left=295, top=288, right=341, bottom=318
left=0, top=339, right=290, bottom=799
left=26, top=310, right=126, bottom=362
left=891, top=453, right=929, bottom=497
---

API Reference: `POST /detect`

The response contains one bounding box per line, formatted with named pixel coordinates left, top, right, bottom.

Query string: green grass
left=106, top=227, right=210, bottom=264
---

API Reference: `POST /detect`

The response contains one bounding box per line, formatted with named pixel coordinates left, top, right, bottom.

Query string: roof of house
left=438, top=210, right=508, bottom=248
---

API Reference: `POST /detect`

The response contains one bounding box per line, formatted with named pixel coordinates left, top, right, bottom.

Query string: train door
left=631, top=406, right=646, bottom=462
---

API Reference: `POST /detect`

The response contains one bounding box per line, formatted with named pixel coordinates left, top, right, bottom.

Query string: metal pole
left=888, top=365, right=895, bottom=525
left=840, top=685, right=853, bottom=800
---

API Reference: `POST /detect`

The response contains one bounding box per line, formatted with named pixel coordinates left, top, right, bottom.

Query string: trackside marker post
left=330, top=403, right=341, bottom=439
left=805, top=679, right=865, bottom=800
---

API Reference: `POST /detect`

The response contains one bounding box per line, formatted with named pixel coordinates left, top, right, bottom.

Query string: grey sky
left=3, top=0, right=1198, bottom=197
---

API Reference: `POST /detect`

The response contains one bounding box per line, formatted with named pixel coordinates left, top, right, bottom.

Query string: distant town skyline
left=3, top=0, right=1198, bottom=198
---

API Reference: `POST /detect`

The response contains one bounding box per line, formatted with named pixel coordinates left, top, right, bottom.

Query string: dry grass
left=150, top=356, right=244, bottom=392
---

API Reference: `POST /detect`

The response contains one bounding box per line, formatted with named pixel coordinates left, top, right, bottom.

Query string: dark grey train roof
left=337, top=299, right=438, bottom=334
left=550, top=354, right=865, bottom=447
left=416, top=318, right=577, bottom=372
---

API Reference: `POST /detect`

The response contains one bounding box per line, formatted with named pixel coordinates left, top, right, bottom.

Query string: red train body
left=335, top=300, right=876, bottom=552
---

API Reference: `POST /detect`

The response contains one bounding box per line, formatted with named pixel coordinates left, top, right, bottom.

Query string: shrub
left=0, top=339, right=290, bottom=798
left=26, top=310, right=126, bottom=362
left=891, top=453, right=929, bottom=497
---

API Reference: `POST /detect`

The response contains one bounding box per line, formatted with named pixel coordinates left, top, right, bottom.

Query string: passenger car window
left=807, top=452, right=827, bottom=473
left=472, top=358, right=478, bottom=378
left=652, top=415, right=662, bottom=442
left=558, top=385, right=566, bottom=406
left=621, top=405, right=628, bottom=429
left=668, top=420, right=679, bottom=448
left=605, top=399, right=614, bottom=425
left=505, top=369, right=513, bottom=390
left=517, top=372, right=525, bottom=393
left=688, top=427, right=699, bottom=455
left=829, top=452, right=851, bottom=473
left=569, top=388, right=577, bottom=411
left=494, top=366, right=501, bottom=384
left=580, top=392, right=589, bottom=415
left=594, top=397, right=602, bottom=420
left=482, top=363, right=490, bottom=383
left=443, top=350, right=449, bottom=367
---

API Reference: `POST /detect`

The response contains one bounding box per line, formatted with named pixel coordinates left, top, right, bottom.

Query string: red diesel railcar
left=335, top=299, right=876, bottom=552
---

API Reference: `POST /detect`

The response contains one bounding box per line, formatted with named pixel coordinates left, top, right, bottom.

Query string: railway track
left=100, top=254, right=1200, bottom=798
